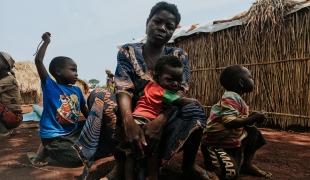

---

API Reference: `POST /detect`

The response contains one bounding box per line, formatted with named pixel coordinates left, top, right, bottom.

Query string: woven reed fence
left=174, top=5, right=310, bottom=129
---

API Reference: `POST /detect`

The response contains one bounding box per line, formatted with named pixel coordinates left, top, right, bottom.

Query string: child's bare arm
left=35, top=32, right=51, bottom=81
left=143, top=108, right=174, bottom=140
left=173, top=97, right=200, bottom=107
left=224, top=112, right=266, bottom=129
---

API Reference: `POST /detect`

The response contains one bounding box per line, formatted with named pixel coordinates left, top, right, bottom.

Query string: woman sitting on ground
left=73, top=2, right=208, bottom=179
left=0, top=52, right=23, bottom=137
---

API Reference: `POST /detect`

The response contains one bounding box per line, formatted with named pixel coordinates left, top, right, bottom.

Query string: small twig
left=33, top=40, right=43, bottom=56
left=1, top=162, right=59, bottom=173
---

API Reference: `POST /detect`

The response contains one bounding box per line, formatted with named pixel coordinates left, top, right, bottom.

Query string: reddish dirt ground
left=1, top=122, right=309, bottom=180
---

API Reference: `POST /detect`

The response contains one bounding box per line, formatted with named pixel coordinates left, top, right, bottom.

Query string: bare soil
left=1, top=122, right=309, bottom=180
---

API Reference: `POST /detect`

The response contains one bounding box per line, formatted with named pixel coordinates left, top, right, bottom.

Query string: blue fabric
left=23, top=112, right=40, bottom=121
left=23, top=104, right=43, bottom=122
left=40, top=76, right=86, bottom=138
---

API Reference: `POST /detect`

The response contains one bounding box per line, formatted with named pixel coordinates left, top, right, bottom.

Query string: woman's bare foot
left=241, top=164, right=272, bottom=178
left=101, top=160, right=124, bottom=180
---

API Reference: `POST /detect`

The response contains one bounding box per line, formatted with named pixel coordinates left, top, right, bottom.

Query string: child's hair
left=220, top=65, right=245, bottom=91
left=49, top=56, right=72, bottom=78
left=147, top=1, right=181, bottom=25
left=154, top=55, right=183, bottom=78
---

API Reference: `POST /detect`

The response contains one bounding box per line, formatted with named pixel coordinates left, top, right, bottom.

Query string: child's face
left=239, top=67, right=254, bottom=93
left=58, top=59, right=78, bottom=85
left=157, top=65, right=183, bottom=92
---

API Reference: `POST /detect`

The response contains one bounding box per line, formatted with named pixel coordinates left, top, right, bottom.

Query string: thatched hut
left=13, top=61, right=41, bottom=104
left=168, top=0, right=310, bottom=129
left=75, top=79, right=90, bottom=99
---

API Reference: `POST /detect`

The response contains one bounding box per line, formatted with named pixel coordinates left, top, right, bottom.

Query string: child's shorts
left=201, top=145, right=241, bottom=179
left=201, top=126, right=266, bottom=180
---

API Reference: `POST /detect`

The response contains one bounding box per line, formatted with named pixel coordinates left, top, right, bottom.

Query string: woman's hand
left=123, top=113, right=147, bottom=146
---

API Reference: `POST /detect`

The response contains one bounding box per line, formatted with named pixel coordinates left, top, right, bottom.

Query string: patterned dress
left=75, top=43, right=206, bottom=162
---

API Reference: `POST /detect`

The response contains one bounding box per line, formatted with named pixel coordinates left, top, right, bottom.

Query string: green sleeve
left=163, top=90, right=181, bottom=104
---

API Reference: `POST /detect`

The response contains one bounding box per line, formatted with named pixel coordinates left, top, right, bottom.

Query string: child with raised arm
left=123, top=55, right=200, bottom=180
left=201, top=65, right=272, bottom=179
left=29, top=32, right=88, bottom=166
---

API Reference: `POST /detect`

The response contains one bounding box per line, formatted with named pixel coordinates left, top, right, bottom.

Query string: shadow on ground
left=1, top=123, right=309, bottom=180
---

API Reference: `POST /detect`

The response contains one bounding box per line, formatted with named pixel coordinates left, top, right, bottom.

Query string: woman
left=74, top=2, right=208, bottom=179
left=0, top=52, right=23, bottom=137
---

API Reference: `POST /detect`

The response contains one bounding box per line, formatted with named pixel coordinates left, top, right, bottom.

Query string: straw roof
left=13, top=61, right=41, bottom=94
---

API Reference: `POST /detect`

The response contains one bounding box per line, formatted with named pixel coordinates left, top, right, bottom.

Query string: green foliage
left=89, top=79, right=100, bottom=88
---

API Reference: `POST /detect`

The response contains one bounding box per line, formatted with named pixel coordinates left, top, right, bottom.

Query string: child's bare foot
left=207, top=171, right=219, bottom=180
left=241, top=164, right=272, bottom=178
left=182, top=164, right=210, bottom=180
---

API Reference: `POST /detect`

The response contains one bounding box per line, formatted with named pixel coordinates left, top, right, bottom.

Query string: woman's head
left=154, top=55, right=183, bottom=92
left=146, top=2, right=181, bottom=46
left=49, top=56, right=78, bottom=85
left=220, top=65, right=254, bottom=94
left=147, top=2, right=181, bottom=25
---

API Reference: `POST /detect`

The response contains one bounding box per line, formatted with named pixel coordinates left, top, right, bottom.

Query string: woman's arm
left=117, top=93, right=147, bottom=147
left=115, top=46, right=147, bottom=150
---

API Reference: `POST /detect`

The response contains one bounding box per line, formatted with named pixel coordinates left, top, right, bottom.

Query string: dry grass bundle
left=13, top=61, right=41, bottom=94
left=246, top=0, right=297, bottom=29
left=75, top=79, right=89, bottom=97
left=173, top=0, right=310, bottom=129
left=13, top=61, right=41, bottom=104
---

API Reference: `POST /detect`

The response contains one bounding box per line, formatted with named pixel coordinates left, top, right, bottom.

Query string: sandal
left=27, top=152, right=48, bottom=167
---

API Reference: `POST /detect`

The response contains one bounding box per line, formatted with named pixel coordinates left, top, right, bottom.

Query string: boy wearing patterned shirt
left=201, top=65, right=272, bottom=179
left=29, top=32, right=88, bottom=166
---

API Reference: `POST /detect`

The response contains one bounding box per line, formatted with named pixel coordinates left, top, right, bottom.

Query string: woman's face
left=146, top=10, right=177, bottom=46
